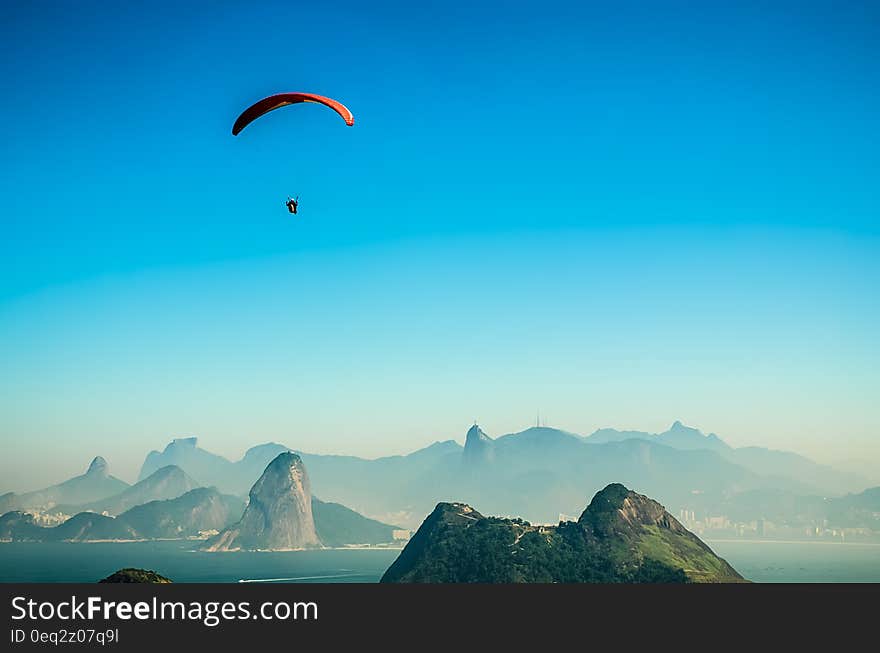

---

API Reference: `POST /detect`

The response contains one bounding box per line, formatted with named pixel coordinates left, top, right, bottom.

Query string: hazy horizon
left=3, top=2, right=878, bottom=492
left=2, top=413, right=878, bottom=494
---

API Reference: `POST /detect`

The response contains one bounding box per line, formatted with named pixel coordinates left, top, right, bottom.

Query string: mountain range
left=313, top=422, right=866, bottom=527
left=0, top=487, right=243, bottom=542
left=583, top=421, right=861, bottom=495
left=717, top=485, right=880, bottom=529
left=0, top=485, right=398, bottom=546
left=138, top=438, right=288, bottom=495
left=123, top=421, right=871, bottom=529
left=1, top=453, right=399, bottom=547
left=57, top=465, right=199, bottom=516
left=0, top=457, right=129, bottom=513
left=201, top=451, right=399, bottom=550
left=3, top=420, right=872, bottom=533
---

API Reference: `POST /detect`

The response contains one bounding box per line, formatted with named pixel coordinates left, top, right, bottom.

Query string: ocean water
left=0, top=540, right=877, bottom=583
left=0, top=541, right=400, bottom=583
left=706, top=539, right=880, bottom=583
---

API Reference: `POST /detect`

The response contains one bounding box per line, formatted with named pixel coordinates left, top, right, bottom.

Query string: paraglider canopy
left=232, top=92, right=354, bottom=135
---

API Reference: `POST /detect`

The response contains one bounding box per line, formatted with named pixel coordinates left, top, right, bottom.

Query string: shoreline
left=0, top=539, right=405, bottom=550
left=705, top=538, right=880, bottom=546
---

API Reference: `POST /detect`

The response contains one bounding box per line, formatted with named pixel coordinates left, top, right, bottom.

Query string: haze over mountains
left=3, top=420, right=873, bottom=534
left=0, top=488, right=244, bottom=542
left=201, top=451, right=399, bottom=551
left=582, top=421, right=861, bottom=494
left=138, top=438, right=289, bottom=496
left=1, top=451, right=398, bottom=547
left=0, top=457, right=129, bottom=514
left=111, top=421, right=874, bottom=529
left=57, top=465, right=199, bottom=516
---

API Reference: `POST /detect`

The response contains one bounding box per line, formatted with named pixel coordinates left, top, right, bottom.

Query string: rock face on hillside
left=203, top=452, right=321, bottom=551
left=86, top=457, right=109, bottom=476
left=578, top=482, right=689, bottom=536
left=381, top=483, right=745, bottom=583
left=462, top=423, right=494, bottom=466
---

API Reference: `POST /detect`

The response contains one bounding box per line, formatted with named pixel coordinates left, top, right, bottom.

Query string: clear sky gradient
left=2, top=1, right=878, bottom=490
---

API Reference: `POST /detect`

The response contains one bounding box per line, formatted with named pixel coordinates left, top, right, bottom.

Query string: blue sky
left=1, top=0, right=878, bottom=489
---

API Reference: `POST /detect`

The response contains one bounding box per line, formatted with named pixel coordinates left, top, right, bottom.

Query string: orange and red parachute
left=232, top=92, right=354, bottom=135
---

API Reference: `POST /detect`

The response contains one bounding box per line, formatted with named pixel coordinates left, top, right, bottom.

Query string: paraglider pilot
left=286, top=196, right=299, bottom=214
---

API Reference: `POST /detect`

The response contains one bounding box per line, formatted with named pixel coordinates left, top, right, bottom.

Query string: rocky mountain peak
left=382, top=483, right=744, bottom=583
left=661, top=421, right=730, bottom=451
left=203, top=452, right=320, bottom=551
left=433, top=502, right=484, bottom=524
left=86, top=456, right=109, bottom=477
left=463, top=423, right=494, bottom=465
left=465, top=423, right=491, bottom=445
left=578, top=483, right=687, bottom=536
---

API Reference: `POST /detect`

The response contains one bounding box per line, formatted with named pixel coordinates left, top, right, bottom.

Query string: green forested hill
left=381, top=483, right=744, bottom=583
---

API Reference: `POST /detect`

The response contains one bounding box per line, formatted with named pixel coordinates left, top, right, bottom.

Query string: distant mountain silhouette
left=722, top=446, right=859, bottom=496
left=585, top=421, right=861, bottom=495
left=1, top=459, right=399, bottom=545
left=0, top=512, right=44, bottom=541
left=0, top=487, right=244, bottom=542
left=0, top=510, right=138, bottom=542
left=125, top=422, right=866, bottom=530
left=585, top=421, right=731, bottom=453
left=59, top=465, right=198, bottom=516
left=117, top=488, right=244, bottom=538
left=51, top=512, right=138, bottom=541
left=462, top=423, right=494, bottom=466
left=2, top=457, right=129, bottom=511
left=136, top=437, right=463, bottom=521
left=300, top=423, right=833, bottom=528
left=138, top=437, right=289, bottom=494
left=719, top=485, right=880, bottom=530
left=0, top=493, right=17, bottom=515
left=827, top=486, right=880, bottom=529
left=311, top=497, right=398, bottom=547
